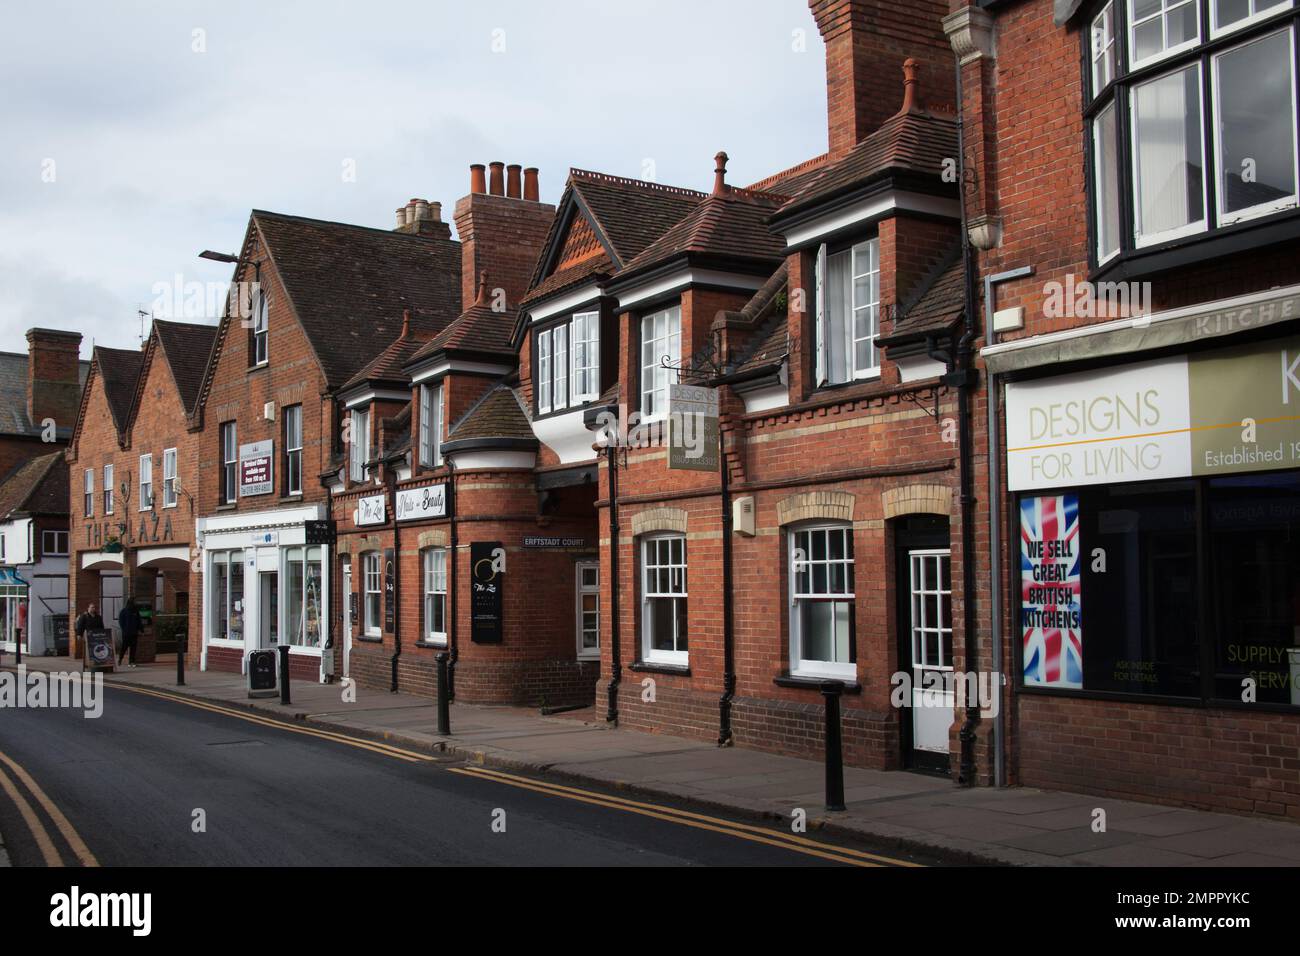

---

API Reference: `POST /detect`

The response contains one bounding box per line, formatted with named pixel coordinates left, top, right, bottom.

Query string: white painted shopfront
left=196, top=504, right=332, bottom=682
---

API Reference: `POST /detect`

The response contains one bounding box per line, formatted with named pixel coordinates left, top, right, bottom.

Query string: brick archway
left=630, top=507, right=688, bottom=537
left=881, top=484, right=952, bottom=520
left=776, top=490, right=855, bottom=527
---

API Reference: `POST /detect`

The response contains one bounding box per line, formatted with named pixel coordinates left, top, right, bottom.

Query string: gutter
left=447, top=456, right=459, bottom=700
left=386, top=471, right=401, bottom=692
left=604, top=442, right=621, bottom=723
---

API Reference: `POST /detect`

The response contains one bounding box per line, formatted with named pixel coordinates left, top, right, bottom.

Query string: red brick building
left=951, top=0, right=1300, bottom=815
left=67, top=320, right=216, bottom=663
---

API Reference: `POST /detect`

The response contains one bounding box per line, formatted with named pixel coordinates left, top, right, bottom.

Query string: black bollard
left=176, top=644, right=186, bottom=686
left=436, top=651, right=450, bottom=736
left=278, top=644, right=291, bottom=705
left=14, top=629, right=20, bottom=665
left=821, top=680, right=846, bottom=812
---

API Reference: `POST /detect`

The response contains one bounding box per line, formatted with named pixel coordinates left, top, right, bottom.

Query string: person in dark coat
left=117, top=599, right=143, bottom=667
left=74, top=603, right=104, bottom=660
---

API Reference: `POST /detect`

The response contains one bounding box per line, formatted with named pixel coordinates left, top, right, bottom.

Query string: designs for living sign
left=355, top=494, right=386, bottom=526
left=1021, top=494, right=1082, bottom=689
left=239, top=440, right=274, bottom=497
left=1005, top=336, right=1300, bottom=490
left=395, top=484, right=446, bottom=521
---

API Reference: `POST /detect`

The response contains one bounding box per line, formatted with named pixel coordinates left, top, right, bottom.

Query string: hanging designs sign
left=1020, top=494, right=1083, bottom=689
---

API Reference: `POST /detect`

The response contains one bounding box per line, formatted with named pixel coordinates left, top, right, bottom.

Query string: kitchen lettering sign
left=1006, top=336, right=1300, bottom=491
left=395, top=484, right=447, bottom=521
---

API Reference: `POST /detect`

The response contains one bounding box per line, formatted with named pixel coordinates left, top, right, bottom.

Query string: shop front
left=999, top=328, right=1300, bottom=814
left=196, top=504, right=332, bottom=682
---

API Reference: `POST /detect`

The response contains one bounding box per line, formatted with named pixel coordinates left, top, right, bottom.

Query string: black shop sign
left=85, top=628, right=114, bottom=672
left=383, top=548, right=395, bottom=634
left=470, top=541, right=504, bottom=644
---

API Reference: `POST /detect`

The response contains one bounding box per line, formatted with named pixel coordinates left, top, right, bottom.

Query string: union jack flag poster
left=1021, top=494, right=1083, bottom=689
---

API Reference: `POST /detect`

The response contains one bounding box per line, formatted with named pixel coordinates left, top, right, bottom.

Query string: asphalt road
left=0, top=683, right=929, bottom=867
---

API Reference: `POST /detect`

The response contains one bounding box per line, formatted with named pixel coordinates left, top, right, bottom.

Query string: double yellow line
left=450, top=765, right=921, bottom=868
left=0, top=748, right=98, bottom=867
left=107, top=683, right=440, bottom=764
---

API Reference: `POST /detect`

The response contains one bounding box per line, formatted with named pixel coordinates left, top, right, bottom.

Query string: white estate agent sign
left=239, top=440, right=275, bottom=497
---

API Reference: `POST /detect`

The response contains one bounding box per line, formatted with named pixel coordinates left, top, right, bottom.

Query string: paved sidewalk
left=9, top=655, right=1300, bottom=866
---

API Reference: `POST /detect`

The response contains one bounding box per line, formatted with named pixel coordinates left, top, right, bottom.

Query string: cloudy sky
left=0, top=0, right=827, bottom=358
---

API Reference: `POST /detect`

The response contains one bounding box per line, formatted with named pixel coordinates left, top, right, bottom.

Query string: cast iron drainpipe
left=387, top=470, right=401, bottom=693
left=984, top=264, right=1035, bottom=788
left=447, top=456, right=458, bottom=700
left=717, top=416, right=735, bottom=747
left=604, top=441, right=621, bottom=724
left=949, top=51, right=982, bottom=787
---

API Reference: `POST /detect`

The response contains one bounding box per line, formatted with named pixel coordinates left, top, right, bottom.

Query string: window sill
left=247, top=363, right=269, bottom=373
left=629, top=660, right=690, bottom=676
left=414, top=639, right=448, bottom=649
left=774, top=673, right=861, bottom=693
left=577, top=652, right=601, bottom=662
left=356, top=634, right=384, bottom=644
left=215, top=503, right=237, bottom=512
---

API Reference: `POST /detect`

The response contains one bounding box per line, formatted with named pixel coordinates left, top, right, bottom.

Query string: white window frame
left=640, top=533, right=687, bottom=666
left=1094, top=99, right=1123, bottom=264
left=570, top=311, right=600, bottom=404
left=418, top=383, right=443, bottom=468
left=1211, top=27, right=1300, bottom=226
left=253, top=291, right=269, bottom=366
left=552, top=323, right=568, bottom=412
left=640, top=306, right=681, bottom=421
left=103, top=463, right=114, bottom=515
left=788, top=525, right=857, bottom=680
left=220, top=422, right=237, bottom=505
left=282, top=545, right=324, bottom=648
left=909, top=548, right=954, bottom=673
left=209, top=550, right=245, bottom=644
left=423, top=547, right=448, bottom=645
left=1210, top=0, right=1293, bottom=37
left=284, top=404, right=303, bottom=496
left=1127, top=0, right=1201, bottom=71
left=576, top=560, right=600, bottom=660
left=42, top=530, right=68, bottom=556
left=83, top=468, right=93, bottom=517
left=363, top=551, right=382, bottom=637
left=1091, top=2, right=1117, bottom=96
left=350, top=408, right=371, bottom=484
left=162, top=447, right=178, bottom=508
left=814, top=238, right=881, bottom=386
left=138, top=454, right=153, bottom=511
left=1129, top=61, right=1209, bottom=247
left=537, top=328, right=552, bottom=414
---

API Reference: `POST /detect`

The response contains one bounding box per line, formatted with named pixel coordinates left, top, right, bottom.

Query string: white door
left=909, top=549, right=954, bottom=756
left=341, top=557, right=353, bottom=678
left=259, top=571, right=278, bottom=649
left=575, top=561, right=600, bottom=659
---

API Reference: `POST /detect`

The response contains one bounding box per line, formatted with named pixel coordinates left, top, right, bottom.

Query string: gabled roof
left=772, top=100, right=958, bottom=224
left=247, top=210, right=462, bottom=389
left=0, top=452, right=67, bottom=519
left=95, top=346, right=147, bottom=437
left=443, top=385, right=536, bottom=449
left=152, top=319, right=218, bottom=416
left=523, top=169, right=705, bottom=306
left=0, top=351, right=90, bottom=439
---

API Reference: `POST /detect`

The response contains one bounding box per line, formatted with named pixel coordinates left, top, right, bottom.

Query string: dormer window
left=813, top=237, right=880, bottom=387
left=1086, top=1, right=1298, bottom=265
left=537, top=310, right=601, bottom=415
left=640, top=305, right=681, bottom=419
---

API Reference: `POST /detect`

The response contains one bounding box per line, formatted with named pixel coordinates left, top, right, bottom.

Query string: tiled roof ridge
left=569, top=168, right=706, bottom=200
left=250, top=208, right=455, bottom=244
left=745, top=153, right=830, bottom=192
left=899, top=241, right=964, bottom=320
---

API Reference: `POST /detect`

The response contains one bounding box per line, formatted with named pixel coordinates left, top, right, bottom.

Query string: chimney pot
left=414, top=199, right=430, bottom=221
left=470, top=164, right=487, bottom=194
left=396, top=207, right=408, bottom=228
left=901, top=58, right=923, bottom=114
left=488, top=162, right=505, bottom=196
left=506, top=164, right=522, bottom=199
left=475, top=271, right=489, bottom=306
left=523, top=167, right=539, bottom=202
left=712, top=151, right=729, bottom=197
left=429, top=201, right=442, bottom=222
left=401, top=309, right=411, bottom=339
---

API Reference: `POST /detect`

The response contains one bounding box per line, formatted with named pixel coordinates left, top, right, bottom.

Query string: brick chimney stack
left=453, top=163, right=556, bottom=314
left=810, top=0, right=953, bottom=161
left=25, top=328, right=82, bottom=433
